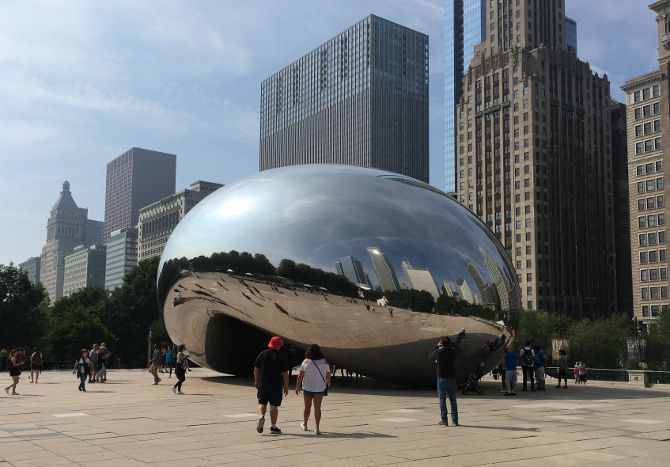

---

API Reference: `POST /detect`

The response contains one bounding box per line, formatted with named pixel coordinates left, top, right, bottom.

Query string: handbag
left=312, top=359, right=329, bottom=396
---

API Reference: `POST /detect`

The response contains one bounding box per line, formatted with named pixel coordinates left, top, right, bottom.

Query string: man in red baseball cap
left=254, top=336, right=290, bottom=434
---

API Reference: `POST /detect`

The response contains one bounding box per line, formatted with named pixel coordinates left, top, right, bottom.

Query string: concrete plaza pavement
left=1, top=368, right=669, bottom=466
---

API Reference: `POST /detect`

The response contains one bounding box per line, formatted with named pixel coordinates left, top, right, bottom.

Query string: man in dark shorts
left=254, top=336, right=290, bottom=434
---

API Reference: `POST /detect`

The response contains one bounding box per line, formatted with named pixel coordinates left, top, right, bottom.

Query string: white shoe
left=152, top=382, right=158, bottom=385
left=301, top=423, right=308, bottom=431
left=315, top=429, right=322, bottom=435
left=171, top=386, right=177, bottom=394
left=177, top=391, right=185, bottom=395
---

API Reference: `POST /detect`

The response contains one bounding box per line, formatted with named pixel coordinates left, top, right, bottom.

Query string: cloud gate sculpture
left=158, top=165, right=520, bottom=386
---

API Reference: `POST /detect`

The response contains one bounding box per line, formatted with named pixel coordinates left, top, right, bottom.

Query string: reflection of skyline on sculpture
left=367, top=247, right=400, bottom=292
left=157, top=165, right=520, bottom=385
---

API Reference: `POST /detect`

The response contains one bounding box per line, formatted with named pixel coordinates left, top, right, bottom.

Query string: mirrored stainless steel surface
left=158, top=165, right=520, bottom=386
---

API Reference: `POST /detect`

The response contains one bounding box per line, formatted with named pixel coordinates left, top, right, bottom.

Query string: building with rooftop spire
left=40, top=181, right=89, bottom=302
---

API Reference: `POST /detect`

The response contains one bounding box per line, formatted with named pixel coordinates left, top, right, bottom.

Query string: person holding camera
left=429, top=336, right=460, bottom=426
left=295, top=344, right=331, bottom=435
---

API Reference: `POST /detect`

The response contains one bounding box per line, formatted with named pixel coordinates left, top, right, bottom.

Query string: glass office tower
left=444, top=0, right=486, bottom=193
left=260, top=15, right=429, bottom=184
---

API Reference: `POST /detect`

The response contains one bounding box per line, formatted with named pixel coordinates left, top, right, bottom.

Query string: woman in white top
left=295, top=344, right=331, bottom=435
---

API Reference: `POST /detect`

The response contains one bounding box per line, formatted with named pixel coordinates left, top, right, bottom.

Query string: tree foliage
left=645, top=308, right=670, bottom=370
left=104, top=257, right=161, bottom=363
left=0, top=263, right=49, bottom=348
left=385, top=289, right=434, bottom=313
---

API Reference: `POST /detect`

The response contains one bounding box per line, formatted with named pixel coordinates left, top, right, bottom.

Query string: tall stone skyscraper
left=622, top=0, right=670, bottom=322
left=103, top=147, right=176, bottom=240
left=260, top=15, right=429, bottom=183
left=444, top=0, right=577, bottom=193
left=40, top=181, right=89, bottom=302
left=455, top=0, right=616, bottom=318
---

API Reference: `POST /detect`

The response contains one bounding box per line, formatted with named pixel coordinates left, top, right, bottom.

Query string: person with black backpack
left=519, top=341, right=535, bottom=392
left=73, top=349, right=92, bottom=392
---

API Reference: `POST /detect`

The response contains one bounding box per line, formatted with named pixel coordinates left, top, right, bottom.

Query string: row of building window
left=634, top=119, right=661, bottom=136
left=634, top=102, right=661, bottom=119
left=636, top=178, right=664, bottom=193
left=638, top=214, right=665, bottom=228
left=636, top=161, right=663, bottom=175
left=641, top=305, right=661, bottom=317
left=640, top=267, right=667, bottom=281
left=635, top=138, right=662, bottom=154
left=639, top=249, right=667, bottom=263
left=633, top=85, right=660, bottom=103
left=641, top=286, right=668, bottom=299
left=639, top=231, right=666, bottom=245
left=637, top=195, right=664, bottom=211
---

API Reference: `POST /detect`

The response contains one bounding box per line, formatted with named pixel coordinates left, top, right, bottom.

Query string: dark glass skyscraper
left=445, top=0, right=487, bottom=193
left=103, top=147, right=176, bottom=240
left=260, top=15, right=429, bottom=183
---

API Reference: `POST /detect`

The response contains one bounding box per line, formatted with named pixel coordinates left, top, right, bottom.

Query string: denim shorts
left=303, top=389, right=325, bottom=398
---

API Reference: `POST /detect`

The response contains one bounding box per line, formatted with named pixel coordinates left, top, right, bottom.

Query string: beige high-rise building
left=622, top=0, right=670, bottom=322
left=40, top=181, right=89, bottom=303
left=62, top=244, right=107, bottom=297
left=138, top=181, right=223, bottom=261
left=455, top=0, right=616, bottom=317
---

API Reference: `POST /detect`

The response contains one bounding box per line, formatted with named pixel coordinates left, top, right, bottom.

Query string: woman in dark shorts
left=295, top=344, right=331, bottom=435
left=5, top=349, right=22, bottom=395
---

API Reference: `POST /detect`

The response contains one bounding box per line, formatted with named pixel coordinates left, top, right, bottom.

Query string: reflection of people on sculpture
left=456, top=328, right=467, bottom=346
left=274, top=302, right=290, bottom=316
left=295, top=344, right=331, bottom=435
left=470, top=341, right=491, bottom=359
left=254, top=337, right=290, bottom=434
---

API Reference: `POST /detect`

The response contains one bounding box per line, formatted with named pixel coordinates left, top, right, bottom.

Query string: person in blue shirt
left=503, top=347, right=518, bottom=396
left=533, top=345, right=548, bottom=390
left=428, top=336, right=460, bottom=426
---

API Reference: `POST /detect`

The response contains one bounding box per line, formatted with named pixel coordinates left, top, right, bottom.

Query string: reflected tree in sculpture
left=158, top=165, right=520, bottom=386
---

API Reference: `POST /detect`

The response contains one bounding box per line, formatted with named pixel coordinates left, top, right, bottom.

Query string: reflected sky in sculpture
left=158, top=165, right=520, bottom=385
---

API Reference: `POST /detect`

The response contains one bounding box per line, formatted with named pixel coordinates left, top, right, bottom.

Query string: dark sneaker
left=555, top=385, right=561, bottom=388
left=270, top=426, right=282, bottom=434
left=257, top=417, right=265, bottom=433
left=453, top=420, right=459, bottom=426
left=438, top=421, right=448, bottom=426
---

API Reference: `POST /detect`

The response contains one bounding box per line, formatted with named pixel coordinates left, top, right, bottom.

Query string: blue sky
left=0, top=0, right=658, bottom=267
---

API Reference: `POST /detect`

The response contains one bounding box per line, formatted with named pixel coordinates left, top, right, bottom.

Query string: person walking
left=295, top=344, right=331, bottom=435
left=578, top=362, right=587, bottom=384
left=519, top=341, right=535, bottom=392
left=166, top=345, right=175, bottom=378
left=503, top=346, right=518, bottom=396
left=30, top=347, right=43, bottom=383
left=99, top=343, right=111, bottom=382
left=73, top=349, right=92, bottom=392
left=89, top=344, right=99, bottom=383
left=555, top=349, right=568, bottom=388
left=150, top=344, right=161, bottom=385
left=171, top=345, right=188, bottom=394
left=533, top=345, right=547, bottom=390
left=254, top=336, right=290, bottom=434
left=428, top=336, right=460, bottom=426
left=4, top=349, right=22, bottom=395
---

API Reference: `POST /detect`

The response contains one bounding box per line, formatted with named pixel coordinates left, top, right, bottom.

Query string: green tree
left=105, top=257, right=161, bottom=364
left=0, top=263, right=49, bottom=348
left=515, top=310, right=555, bottom=357
left=149, top=318, right=171, bottom=348
left=567, top=314, right=628, bottom=368
left=46, top=304, right=116, bottom=361
left=47, top=286, right=115, bottom=361
left=645, top=308, right=670, bottom=370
